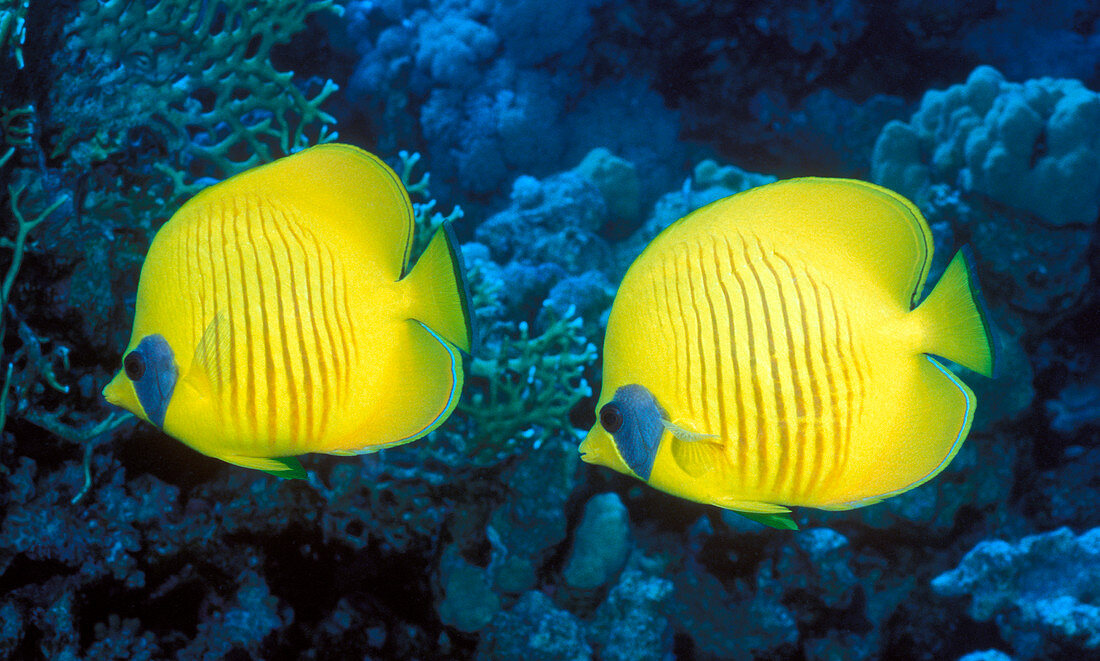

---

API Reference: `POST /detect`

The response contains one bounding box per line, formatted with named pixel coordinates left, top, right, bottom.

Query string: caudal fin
left=403, top=222, right=475, bottom=354
left=912, top=247, right=996, bottom=377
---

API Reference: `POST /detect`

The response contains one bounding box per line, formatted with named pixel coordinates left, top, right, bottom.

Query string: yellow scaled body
left=580, top=178, right=995, bottom=528
left=104, top=144, right=473, bottom=477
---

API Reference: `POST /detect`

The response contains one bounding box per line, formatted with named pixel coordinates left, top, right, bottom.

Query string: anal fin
left=223, top=454, right=306, bottom=480
left=734, top=510, right=799, bottom=530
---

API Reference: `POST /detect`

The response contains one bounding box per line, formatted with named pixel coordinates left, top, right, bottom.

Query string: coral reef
left=872, top=65, right=1097, bottom=321
left=933, top=527, right=1100, bottom=659
left=562, top=492, right=631, bottom=593
left=0, top=2, right=1097, bottom=659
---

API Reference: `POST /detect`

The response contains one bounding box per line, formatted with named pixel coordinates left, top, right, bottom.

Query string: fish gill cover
left=0, top=0, right=1098, bottom=659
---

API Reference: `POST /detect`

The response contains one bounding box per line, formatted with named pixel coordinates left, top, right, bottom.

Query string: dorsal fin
left=178, top=144, right=414, bottom=279
left=676, top=178, right=934, bottom=309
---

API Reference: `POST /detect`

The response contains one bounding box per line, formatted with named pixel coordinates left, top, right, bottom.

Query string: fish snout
left=102, top=372, right=127, bottom=407
left=578, top=427, right=602, bottom=464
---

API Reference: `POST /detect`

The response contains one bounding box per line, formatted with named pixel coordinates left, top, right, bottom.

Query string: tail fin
left=912, top=247, right=996, bottom=377
left=403, top=222, right=475, bottom=354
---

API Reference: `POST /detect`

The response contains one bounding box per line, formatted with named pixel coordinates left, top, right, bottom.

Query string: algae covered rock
left=933, top=526, right=1100, bottom=659
left=587, top=563, right=674, bottom=661
left=476, top=170, right=611, bottom=275
left=563, top=492, right=631, bottom=591
left=669, top=564, right=798, bottom=660
left=477, top=590, right=592, bottom=661
left=872, top=65, right=1097, bottom=319
left=436, top=545, right=501, bottom=634
left=575, top=147, right=642, bottom=232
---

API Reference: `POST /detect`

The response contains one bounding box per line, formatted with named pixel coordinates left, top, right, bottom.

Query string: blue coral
left=934, top=527, right=1100, bottom=659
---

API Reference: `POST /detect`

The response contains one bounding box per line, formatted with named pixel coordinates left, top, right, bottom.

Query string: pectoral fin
left=188, top=311, right=232, bottom=395
left=662, top=419, right=723, bottom=478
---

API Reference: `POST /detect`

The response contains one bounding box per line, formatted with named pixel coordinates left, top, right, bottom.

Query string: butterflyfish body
left=579, top=178, right=995, bottom=529
left=104, top=144, right=474, bottom=478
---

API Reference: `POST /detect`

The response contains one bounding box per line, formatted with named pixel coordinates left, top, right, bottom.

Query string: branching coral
left=398, top=150, right=464, bottom=259
left=390, top=151, right=595, bottom=467
left=0, top=0, right=28, bottom=69
left=1, top=182, right=129, bottom=502
left=48, top=0, right=342, bottom=208
left=0, top=182, right=68, bottom=432
left=454, top=298, right=596, bottom=464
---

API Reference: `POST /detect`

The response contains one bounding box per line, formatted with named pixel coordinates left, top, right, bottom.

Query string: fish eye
left=599, top=403, right=624, bottom=434
left=123, top=352, right=145, bottom=380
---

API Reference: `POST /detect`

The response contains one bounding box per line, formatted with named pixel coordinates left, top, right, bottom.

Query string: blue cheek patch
left=130, top=335, right=178, bottom=428
left=609, top=384, right=666, bottom=480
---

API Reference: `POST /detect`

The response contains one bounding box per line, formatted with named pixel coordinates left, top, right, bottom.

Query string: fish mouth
left=577, top=432, right=599, bottom=464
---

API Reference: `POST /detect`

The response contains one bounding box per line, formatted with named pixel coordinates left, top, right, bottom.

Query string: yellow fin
left=735, top=511, right=799, bottom=530
left=402, top=223, right=474, bottom=354
left=817, top=355, right=974, bottom=509
left=221, top=454, right=306, bottom=479
left=688, top=178, right=934, bottom=308
left=323, top=319, right=463, bottom=455
left=661, top=419, right=722, bottom=478
left=911, top=248, right=996, bottom=377
left=713, top=498, right=792, bottom=515
left=660, top=418, right=719, bottom=443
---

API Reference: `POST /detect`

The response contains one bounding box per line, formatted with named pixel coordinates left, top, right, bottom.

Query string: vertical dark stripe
left=338, top=264, right=356, bottom=367
left=291, top=223, right=336, bottom=429
left=187, top=216, right=204, bottom=349
left=718, top=236, right=750, bottom=485
left=203, top=214, right=219, bottom=393
left=806, top=273, right=843, bottom=490
left=664, top=259, right=691, bottom=418
left=759, top=242, right=807, bottom=497
left=326, top=244, right=352, bottom=407
left=833, top=300, right=857, bottom=480
left=272, top=212, right=316, bottom=444
left=778, top=255, right=827, bottom=497
left=822, top=283, right=852, bottom=485
left=651, top=272, right=676, bottom=401
left=679, top=243, right=709, bottom=423
left=231, top=198, right=259, bottom=440
left=859, top=340, right=874, bottom=425
left=742, top=236, right=788, bottom=493
left=669, top=256, right=692, bottom=418
left=225, top=212, right=244, bottom=438
left=728, top=234, right=767, bottom=491
left=319, top=245, right=344, bottom=409
left=700, top=239, right=728, bottom=449
left=262, top=209, right=300, bottom=449
left=207, top=210, right=232, bottom=428
left=216, top=207, right=242, bottom=438
left=179, top=222, right=195, bottom=352
left=244, top=203, right=279, bottom=448
left=845, top=307, right=868, bottom=425
left=199, top=210, right=216, bottom=395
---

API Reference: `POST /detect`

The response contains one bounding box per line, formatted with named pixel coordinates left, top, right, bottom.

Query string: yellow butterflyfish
left=103, top=144, right=473, bottom=478
left=579, top=178, right=995, bottom=529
